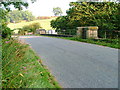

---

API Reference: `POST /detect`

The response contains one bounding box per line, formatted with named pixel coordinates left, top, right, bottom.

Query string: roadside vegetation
left=18, top=22, right=41, bottom=35
left=0, top=39, right=2, bottom=88
left=65, top=37, right=119, bottom=49
left=1, top=1, right=61, bottom=88
left=41, top=35, right=119, bottom=49
left=1, top=0, right=119, bottom=88
left=0, top=0, right=61, bottom=88
left=2, top=38, right=61, bottom=88
left=51, top=2, right=119, bottom=34
left=49, top=2, right=119, bottom=49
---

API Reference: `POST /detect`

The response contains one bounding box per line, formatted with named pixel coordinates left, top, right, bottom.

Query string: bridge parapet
left=77, top=26, right=98, bottom=39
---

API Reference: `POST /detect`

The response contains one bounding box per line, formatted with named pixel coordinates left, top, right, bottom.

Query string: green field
left=7, top=18, right=56, bottom=33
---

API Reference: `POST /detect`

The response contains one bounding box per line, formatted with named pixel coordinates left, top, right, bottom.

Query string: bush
left=0, top=8, right=12, bottom=39
left=1, top=23, right=12, bottom=39
left=20, top=22, right=41, bottom=34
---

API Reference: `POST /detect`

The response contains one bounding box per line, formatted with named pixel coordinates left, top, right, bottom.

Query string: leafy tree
left=0, top=1, right=28, bottom=11
left=2, top=23, right=12, bottom=38
left=21, top=22, right=41, bottom=34
left=7, top=10, right=35, bottom=23
left=51, top=16, right=77, bottom=34
left=0, top=8, right=12, bottom=38
left=67, top=2, right=120, bottom=30
left=51, top=2, right=120, bottom=36
left=0, top=0, right=36, bottom=38
left=53, top=7, right=63, bottom=16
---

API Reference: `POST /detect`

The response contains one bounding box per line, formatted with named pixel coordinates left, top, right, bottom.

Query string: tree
left=51, top=16, right=77, bottom=35
left=67, top=2, right=120, bottom=30
left=51, top=2, right=120, bottom=36
left=21, top=22, right=41, bottom=34
left=53, top=7, right=63, bottom=16
left=0, top=0, right=36, bottom=38
left=7, top=10, right=35, bottom=23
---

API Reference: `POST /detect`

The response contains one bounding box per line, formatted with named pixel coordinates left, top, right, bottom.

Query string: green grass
left=2, top=38, right=61, bottom=88
left=7, top=18, right=56, bottom=33
left=0, top=38, right=2, bottom=88
left=41, top=35, right=119, bottom=49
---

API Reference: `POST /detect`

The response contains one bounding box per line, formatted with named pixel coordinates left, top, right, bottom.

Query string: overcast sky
left=25, top=0, right=77, bottom=17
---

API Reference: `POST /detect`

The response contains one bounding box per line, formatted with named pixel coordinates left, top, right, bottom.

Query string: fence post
left=105, top=31, right=106, bottom=39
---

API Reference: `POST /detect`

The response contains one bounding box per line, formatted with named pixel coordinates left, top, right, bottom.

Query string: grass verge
left=0, top=38, right=2, bottom=88
left=2, top=38, right=61, bottom=88
left=41, top=35, right=119, bottom=49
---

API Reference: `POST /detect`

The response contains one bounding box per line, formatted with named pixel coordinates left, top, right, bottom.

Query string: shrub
left=20, top=22, right=41, bottom=34
left=1, top=23, right=12, bottom=39
left=2, top=38, right=60, bottom=88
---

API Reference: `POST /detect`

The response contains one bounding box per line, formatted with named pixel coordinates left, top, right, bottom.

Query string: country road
left=19, top=36, right=118, bottom=88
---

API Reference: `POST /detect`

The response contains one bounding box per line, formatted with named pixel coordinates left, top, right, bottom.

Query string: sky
left=25, top=0, right=77, bottom=17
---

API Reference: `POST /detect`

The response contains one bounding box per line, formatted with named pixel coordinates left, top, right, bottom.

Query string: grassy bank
left=0, top=38, right=2, bottom=88
left=68, top=37, right=119, bottom=49
left=2, top=38, right=61, bottom=88
left=41, top=35, right=119, bottom=49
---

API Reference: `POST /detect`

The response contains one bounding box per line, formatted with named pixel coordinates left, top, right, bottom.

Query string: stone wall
left=77, top=26, right=98, bottom=39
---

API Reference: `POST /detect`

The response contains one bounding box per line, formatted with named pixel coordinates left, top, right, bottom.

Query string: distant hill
left=37, top=16, right=58, bottom=20
left=8, top=17, right=57, bottom=33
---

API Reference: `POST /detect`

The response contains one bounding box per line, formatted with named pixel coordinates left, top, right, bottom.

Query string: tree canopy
left=51, top=2, right=120, bottom=35
left=19, top=22, right=41, bottom=35
left=53, top=7, right=63, bottom=16
left=7, top=10, right=35, bottom=23
left=0, top=0, right=36, bottom=38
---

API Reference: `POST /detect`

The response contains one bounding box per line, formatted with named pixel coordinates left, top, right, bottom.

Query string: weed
left=2, top=38, right=61, bottom=88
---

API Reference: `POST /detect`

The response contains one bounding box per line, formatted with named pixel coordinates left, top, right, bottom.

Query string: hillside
left=7, top=18, right=56, bottom=33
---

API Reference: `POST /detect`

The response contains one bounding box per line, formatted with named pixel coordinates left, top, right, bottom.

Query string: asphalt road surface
left=19, top=36, right=118, bottom=88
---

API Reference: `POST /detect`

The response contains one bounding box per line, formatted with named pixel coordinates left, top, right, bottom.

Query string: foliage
left=0, top=8, right=12, bottom=38
left=0, top=0, right=36, bottom=38
left=53, top=7, right=63, bottom=16
left=0, top=8, right=8, bottom=24
left=68, top=2, right=120, bottom=31
left=51, top=2, right=120, bottom=37
left=68, top=37, right=119, bottom=49
left=0, top=0, right=36, bottom=11
left=19, top=22, right=41, bottom=34
left=43, top=35, right=119, bottom=49
left=0, top=37, right=1, bottom=88
left=1, top=23, right=12, bottom=38
left=2, top=38, right=61, bottom=88
left=51, top=16, right=69, bottom=30
left=0, top=1, right=28, bottom=11
left=77, top=0, right=120, bottom=2
left=7, top=10, right=35, bottom=23
left=51, top=16, right=77, bottom=35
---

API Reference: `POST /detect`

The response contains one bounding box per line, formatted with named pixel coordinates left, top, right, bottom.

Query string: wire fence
left=57, top=29, right=119, bottom=39
left=56, top=29, right=77, bottom=36
left=98, top=30, right=119, bottom=39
